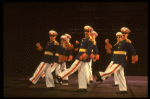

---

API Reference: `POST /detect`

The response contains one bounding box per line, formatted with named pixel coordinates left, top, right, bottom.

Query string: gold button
left=119, top=43, right=121, bottom=45
left=81, top=44, right=82, bottom=45
left=118, top=47, right=120, bottom=49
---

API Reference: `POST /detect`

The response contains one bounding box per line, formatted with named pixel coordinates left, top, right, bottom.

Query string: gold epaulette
left=68, top=42, right=71, bottom=45
left=93, top=41, right=96, bottom=45
left=126, top=39, right=132, bottom=43
left=89, top=36, right=95, bottom=42
left=54, top=40, right=59, bottom=45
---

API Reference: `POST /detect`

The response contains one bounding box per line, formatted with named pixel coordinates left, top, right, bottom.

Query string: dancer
left=95, top=31, right=138, bottom=94
left=26, top=30, right=60, bottom=89
left=87, top=30, right=99, bottom=85
left=56, top=25, right=94, bottom=92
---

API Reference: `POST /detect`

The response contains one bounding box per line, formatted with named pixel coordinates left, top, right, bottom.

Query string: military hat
left=91, top=31, right=98, bottom=37
left=65, top=34, right=71, bottom=39
left=49, top=30, right=58, bottom=36
left=120, top=27, right=130, bottom=34
left=116, top=32, right=123, bottom=36
left=60, top=35, right=67, bottom=41
left=84, top=25, right=93, bottom=31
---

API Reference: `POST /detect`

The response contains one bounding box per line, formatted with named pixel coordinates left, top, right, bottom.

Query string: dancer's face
left=60, top=39, right=66, bottom=45
left=49, top=35, right=56, bottom=41
left=84, top=30, right=90, bottom=38
left=105, top=39, right=109, bottom=44
left=116, top=35, right=123, bottom=41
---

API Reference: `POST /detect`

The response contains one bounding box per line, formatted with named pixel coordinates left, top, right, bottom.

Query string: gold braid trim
left=126, top=39, right=132, bottom=43
left=54, top=40, right=59, bottom=45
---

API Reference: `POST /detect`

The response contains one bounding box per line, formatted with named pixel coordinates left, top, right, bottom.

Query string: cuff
left=132, top=55, right=138, bottom=62
left=95, top=54, right=99, bottom=60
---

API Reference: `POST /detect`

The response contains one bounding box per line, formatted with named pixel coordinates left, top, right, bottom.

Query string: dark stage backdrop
left=3, top=2, right=148, bottom=77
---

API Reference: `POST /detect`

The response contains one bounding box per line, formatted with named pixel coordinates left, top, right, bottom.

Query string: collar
left=50, top=40, right=55, bottom=43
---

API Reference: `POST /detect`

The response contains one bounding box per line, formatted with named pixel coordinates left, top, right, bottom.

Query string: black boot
left=116, top=91, right=128, bottom=94
left=90, top=80, right=93, bottom=83
left=56, top=76, right=63, bottom=83
left=47, top=87, right=55, bottom=91
left=95, top=71, right=103, bottom=82
left=25, top=78, right=34, bottom=85
left=112, top=84, right=119, bottom=87
left=76, top=89, right=87, bottom=92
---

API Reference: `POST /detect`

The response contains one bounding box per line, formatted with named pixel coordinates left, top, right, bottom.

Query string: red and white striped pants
left=58, top=60, right=89, bottom=89
left=99, top=63, right=127, bottom=91
left=85, top=59, right=93, bottom=85
left=29, top=62, right=55, bottom=87
left=41, top=62, right=68, bottom=80
left=104, top=61, right=119, bottom=85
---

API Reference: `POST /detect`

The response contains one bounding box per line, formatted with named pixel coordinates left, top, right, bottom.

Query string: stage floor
left=3, top=72, right=148, bottom=98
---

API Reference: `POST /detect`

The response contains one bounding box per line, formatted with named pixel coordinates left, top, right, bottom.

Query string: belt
left=113, top=51, right=126, bottom=55
left=44, top=51, right=53, bottom=56
left=79, top=48, right=87, bottom=52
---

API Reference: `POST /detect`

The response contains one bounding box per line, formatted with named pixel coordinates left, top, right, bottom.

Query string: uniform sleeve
left=58, top=46, right=69, bottom=62
left=68, top=50, right=72, bottom=55
left=54, top=45, right=61, bottom=56
left=63, top=47, right=69, bottom=55
left=53, top=41, right=60, bottom=58
left=126, top=41, right=138, bottom=62
left=87, top=39, right=94, bottom=55
left=93, top=44, right=99, bottom=54
left=126, top=42, right=136, bottom=55
left=59, top=46, right=69, bottom=55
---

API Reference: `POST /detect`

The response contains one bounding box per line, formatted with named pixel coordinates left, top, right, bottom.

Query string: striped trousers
left=105, top=61, right=119, bottom=85
left=29, top=62, right=61, bottom=88
left=29, top=62, right=55, bottom=87
left=58, top=60, right=89, bottom=89
left=41, top=62, right=61, bottom=78
left=41, top=62, right=68, bottom=82
left=88, top=59, right=93, bottom=82
left=99, top=63, right=127, bottom=91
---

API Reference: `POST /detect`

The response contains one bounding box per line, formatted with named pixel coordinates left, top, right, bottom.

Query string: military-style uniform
left=60, top=42, right=73, bottom=82
left=87, top=41, right=99, bottom=84
left=29, top=30, right=60, bottom=88
left=53, top=42, right=69, bottom=83
left=56, top=34, right=73, bottom=83
left=96, top=36, right=138, bottom=92
left=57, top=26, right=94, bottom=91
left=41, top=35, right=69, bottom=84
left=87, top=31, right=99, bottom=84
left=104, top=32, right=122, bottom=86
left=111, top=27, right=131, bottom=87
